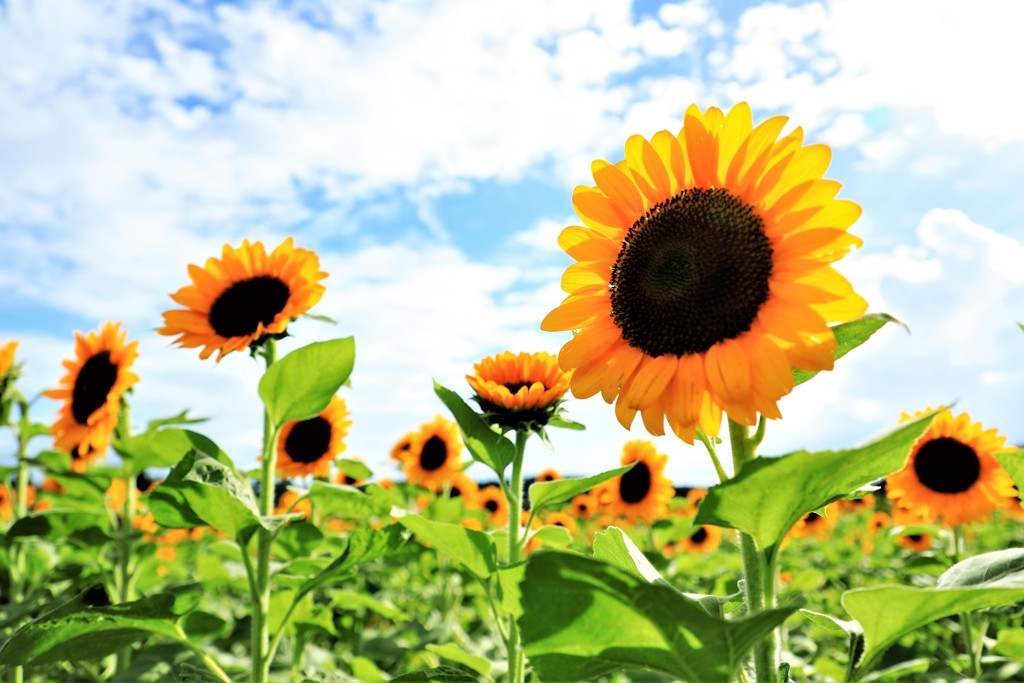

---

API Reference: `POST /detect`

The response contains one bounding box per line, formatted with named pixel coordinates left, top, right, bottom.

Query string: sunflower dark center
left=419, top=436, right=448, bottom=471
left=906, top=534, right=923, bottom=542
left=913, top=437, right=981, bottom=494
left=805, top=512, right=821, bottom=524
left=610, top=188, right=773, bottom=356
left=485, top=499, right=499, bottom=512
left=208, top=276, right=291, bottom=338
left=283, top=417, right=332, bottom=464
left=503, top=382, right=532, bottom=394
left=449, top=485, right=462, bottom=498
left=71, top=351, right=118, bottom=424
left=342, top=475, right=358, bottom=485
left=619, top=461, right=652, bottom=504
left=690, top=527, right=708, bottom=543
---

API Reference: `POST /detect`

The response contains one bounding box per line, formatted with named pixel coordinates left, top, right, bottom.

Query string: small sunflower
left=336, top=457, right=367, bottom=486
left=64, top=442, right=106, bottom=473
left=543, top=511, right=578, bottom=536
left=897, top=532, right=932, bottom=552
left=0, top=341, right=16, bottom=378
left=389, top=432, right=415, bottom=462
left=542, top=102, right=866, bottom=442
left=401, top=416, right=465, bottom=493
left=867, top=511, right=891, bottom=535
left=275, top=488, right=312, bottom=519
left=444, top=471, right=480, bottom=508
left=466, top=351, right=571, bottom=431
left=788, top=504, right=838, bottom=540
left=159, top=238, right=328, bottom=361
left=677, top=524, right=722, bottom=554
left=535, top=468, right=563, bottom=483
left=276, top=396, right=351, bottom=479
left=887, top=409, right=1015, bottom=526
left=478, top=485, right=509, bottom=526
left=0, top=341, right=19, bottom=419
left=45, top=322, right=139, bottom=458
left=570, top=493, right=597, bottom=519
left=837, top=493, right=876, bottom=514
left=596, top=440, right=675, bottom=524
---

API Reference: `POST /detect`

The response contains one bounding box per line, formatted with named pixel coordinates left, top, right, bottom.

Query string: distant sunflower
left=543, top=511, right=578, bottom=536
left=535, top=468, right=562, bottom=483
left=65, top=442, right=106, bottom=473
left=0, top=341, right=18, bottom=411
left=389, top=432, right=414, bottom=462
left=570, top=493, right=597, bottom=519
left=677, top=524, right=722, bottom=554
left=401, top=416, right=464, bottom=493
left=597, top=440, right=674, bottom=524
left=887, top=410, right=1015, bottom=526
left=838, top=493, right=876, bottom=514
left=897, top=533, right=932, bottom=552
left=789, top=504, right=838, bottom=540
left=542, top=102, right=866, bottom=442
left=466, top=351, right=571, bottom=431
left=336, top=457, right=367, bottom=486
left=45, top=322, right=139, bottom=458
left=867, top=511, right=891, bottom=535
left=159, top=238, right=328, bottom=361
left=277, top=396, right=351, bottom=479
left=444, top=471, right=480, bottom=508
left=478, top=485, right=509, bottom=526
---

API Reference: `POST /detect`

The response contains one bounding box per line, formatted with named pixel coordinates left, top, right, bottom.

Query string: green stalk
left=696, top=429, right=729, bottom=484
left=11, top=404, right=30, bottom=683
left=504, top=430, right=529, bottom=683
left=252, top=338, right=279, bottom=683
left=953, top=526, right=982, bottom=678
left=728, top=418, right=778, bottom=682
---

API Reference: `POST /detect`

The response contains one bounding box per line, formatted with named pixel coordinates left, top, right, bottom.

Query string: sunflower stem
left=953, top=526, right=982, bottom=679
left=253, top=338, right=279, bottom=683
left=504, top=429, right=529, bottom=683
left=11, top=404, right=31, bottom=683
left=696, top=428, right=729, bottom=484
left=115, top=401, right=136, bottom=675
left=728, top=418, right=779, bottom=683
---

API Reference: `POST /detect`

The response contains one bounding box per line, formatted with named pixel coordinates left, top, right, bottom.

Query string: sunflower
left=788, top=503, right=838, bottom=540
left=0, top=341, right=19, bottom=416
left=0, top=340, right=16, bottom=378
left=276, top=396, right=351, bottom=479
left=541, top=102, right=866, bottom=442
left=543, top=511, right=578, bottom=536
left=570, top=493, right=597, bottom=519
left=837, top=493, right=876, bottom=514
left=444, top=471, right=480, bottom=509
left=887, top=409, right=1015, bottom=526
left=466, top=351, right=571, bottom=431
left=897, top=532, right=933, bottom=552
left=390, top=432, right=415, bottom=462
left=596, top=440, right=675, bottom=524
left=158, top=238, right=328, bottom=361
left=676, top=523, right=722, bottom=554
left=478, top=485, right=509, bottom=526
left=535, top=468, right=562, bottom=483
left=336, top=457, right=367, bottom=486
left=275, top=489, right=312, bottom=519
left=400, top=416, right=465, bottom=493
left=45, top=322, right=139, bottom=458
left=64, top=442, right=106, bottom=473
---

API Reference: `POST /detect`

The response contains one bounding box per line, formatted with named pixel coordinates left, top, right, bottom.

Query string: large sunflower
left=887, top=409, right=1015, bottom=526
left=466, top=351, right=571, bottom=431
left=541, top=103, right=866, bottom=442
left=45, top=322, right=139, bottom=458
left=276, top=396, right=351, bottom=479
left=401, top=415, right=465, bottom=493
left=596, top=440, right=675, bottom=524
left=159, top=238, right=328, bottom=361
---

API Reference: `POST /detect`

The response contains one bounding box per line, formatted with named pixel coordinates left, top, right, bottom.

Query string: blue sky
left=2, top=0, right=1023, bottom=486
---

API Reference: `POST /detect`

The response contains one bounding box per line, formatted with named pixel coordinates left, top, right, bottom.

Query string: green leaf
left=426, top=644, right=492, bottom=681
left=547, top=416, right=585, bottom=431
left=143, top=410, right=208, bottom=431
left=397, top=513, right=497, bottom=580
left=337, top=458, right=373, bottom=481
left=306, top=481, right=391, bottom=520
left=859, top=659, right=930, bottom=682
left=433, top=380, right=515, bottom=475
left=259, top=337, right=355, bottom=427
left=117, top=428, right=229, bottom=475
left=495, top=563, right=525, bottom=619
left=148, top=450, right=265, bottom=538
left=330, top=590, right=408, bottom=621
left=520, top=552, right=797, bottom=682
left=994, top=628, right=1024, bottom=660
left=528, top=463, right=634, bottom=513
left=0, top=594, right=181, bottom=666
left=843, top=583, right=1024, bottom=677
left=390, top=667, right=480, bottom=682
left=592, top=526, right=665, bottom=583
left=936, top=548, right=1024, bottom=588
left=793, top=314, right=905, bottom=387
left=180, top=611, right=229, bottom=641
left=801, top=609, right=862, bottom=636
left=996, top=449, right=1024, bottom=502
left=695, top=411, right=936, bottom=550
left=530, top=525, right=573, bottom=548
left=274, top=521, right=325, bottom=561
left=296, top=525, right=404, bottom=598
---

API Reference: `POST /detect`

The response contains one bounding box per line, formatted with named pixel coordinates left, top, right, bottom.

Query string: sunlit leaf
left=117, top=428, right=229, bottom=475
left=520, top=551, right=797, bottom=681
left=793, top=314, right=905, bottom=387
left=592, top=526, right=664, bottom=584
left=259, top=337, right=355, bottom=427
left=390, top=667, right=479, bottom=682
left=426, top=644, right=492, bottom=681
left=398, top=513, right=497, bottom=580
left=528, top=464, right=634, bottom=513
left=433, top=381, right=515, bottom=474
left=695, top=412, right=936, bottom=550
left=307, top=481, right=391, bottom=520
left=996, top=449, right=1024, bottom=502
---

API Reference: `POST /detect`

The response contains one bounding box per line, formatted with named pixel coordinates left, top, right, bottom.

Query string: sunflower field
left=3, top=103, right=1024, bottom=683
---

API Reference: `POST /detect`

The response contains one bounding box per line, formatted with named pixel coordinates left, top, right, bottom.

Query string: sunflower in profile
left=676, top=523, right=722, bottom=554
left=596, top=440, right=674, bottom=524
left=887, top=409, right=1015, bottom=527
left=535, top=468, right=562, bottom=483
left=466, top=351, right=571, bottom=431
left=276, top=396, right=351, bottom=479
left=158, top=238, right=328, bottom=361
left=389, top=432, right=415, bottom=462
left=401, top=416, right=465, bottom=493
left=478, top=485, right=509, bottom=526
left=0, top=341, right=19, bottom=414
left=542, top=102, right=867, bottom=441
left=45, top=322, right=139, bottom=458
